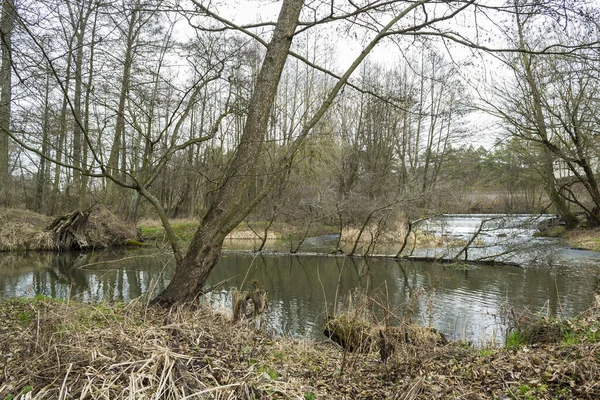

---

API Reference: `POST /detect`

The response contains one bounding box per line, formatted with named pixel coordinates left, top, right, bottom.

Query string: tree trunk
left=35, top=71, right=51, bottom=212
left=514, top=6, right=578, bottom=228
left=50, top=40, right=74, bottom=215
left=152, top=0, right=303, bottom=306
left=79, top=8, right=98, bottom=209
left=72, top=26, right=84, bottom=199
left=0, top=0, right=14, bottom=205
left=105, top=7, right=137, bottom=205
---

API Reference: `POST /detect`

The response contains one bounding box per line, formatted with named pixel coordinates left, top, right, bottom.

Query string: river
left=1, top=214, right=599, bottom=345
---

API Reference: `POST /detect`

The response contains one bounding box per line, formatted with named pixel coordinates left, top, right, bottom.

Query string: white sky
left=183, top=0, right=535, bottom=148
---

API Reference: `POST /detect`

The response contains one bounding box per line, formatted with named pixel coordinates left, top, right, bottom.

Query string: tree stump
left=232, top=280, right=269, bottom=325
left=47, top=209, right=92, bottom=251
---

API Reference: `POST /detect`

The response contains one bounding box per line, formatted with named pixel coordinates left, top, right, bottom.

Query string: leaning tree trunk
left=152, top=0, right=303, bottom=306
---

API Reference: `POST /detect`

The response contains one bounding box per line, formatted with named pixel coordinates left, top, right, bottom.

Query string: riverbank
left=0, top=207, right=138, bottom=252
left=1, top=297, right=599, bottom=399
left=137, top=218, right=337, bottom=242
left=565, top=228, right=600, bottom=252
left=137, top=218, right=467, bottom=253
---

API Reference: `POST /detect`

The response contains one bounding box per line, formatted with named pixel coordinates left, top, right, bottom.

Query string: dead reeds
left=1, top=296, right=599, bottom=399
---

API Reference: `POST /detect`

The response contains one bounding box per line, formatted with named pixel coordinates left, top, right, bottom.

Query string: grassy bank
left=0, top=207, right=138, bottom=252
left=1, top=297, right=599, bottom=399
left=137, top=219, right=338, bottom=243
left=564, top=228, right=600, bottom=252
left=136, top=219, right=466, bottom=253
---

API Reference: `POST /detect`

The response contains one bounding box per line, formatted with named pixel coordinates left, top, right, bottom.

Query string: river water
left=1, top=214, right=599, bottom=345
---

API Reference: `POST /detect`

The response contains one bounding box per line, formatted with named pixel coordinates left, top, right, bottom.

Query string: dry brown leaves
left=0, top=298, right=599, bottom=399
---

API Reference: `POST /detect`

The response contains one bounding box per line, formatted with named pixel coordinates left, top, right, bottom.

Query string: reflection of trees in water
left=0, top=250, right=174, bottom=301
left=2, top=250, right=599, bottom=341
left=46, top=253, right=90, bottom=297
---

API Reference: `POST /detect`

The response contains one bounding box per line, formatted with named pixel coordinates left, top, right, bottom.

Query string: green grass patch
left=257, top=364, right=280, bottom=379
left=533, top=225, right=567, bottom=238
left=517, top=382, right=548, bottom=399
left=138, top=220, right=199, bottom=242
left=476, top=348, right=497, bottom=357
left=505, top=331, right=525, bottom=348
left=304, top=392, right=317, bottom=400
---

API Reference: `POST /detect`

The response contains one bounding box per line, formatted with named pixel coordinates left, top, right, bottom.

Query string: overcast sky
left=185, top=0, right=522, bottom=148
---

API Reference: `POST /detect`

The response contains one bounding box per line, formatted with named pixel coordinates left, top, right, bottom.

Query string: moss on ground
left=1, top=297, right=599, bottom=399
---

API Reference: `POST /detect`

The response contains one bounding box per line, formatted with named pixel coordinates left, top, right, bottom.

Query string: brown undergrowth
left=564, top=228, right=600, bottom=252
left=0, top=207, right=137, bottom=251
left=1, top=296, right=599, bottom=399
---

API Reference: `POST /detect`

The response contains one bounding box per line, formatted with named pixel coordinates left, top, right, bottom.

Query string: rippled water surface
left=1, top=214, right=599, bottom=344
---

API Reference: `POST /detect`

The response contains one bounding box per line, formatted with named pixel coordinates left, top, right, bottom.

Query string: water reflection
left=0, top=250, right=173, bottom=301
left=1, top=248, right=599, bottom=344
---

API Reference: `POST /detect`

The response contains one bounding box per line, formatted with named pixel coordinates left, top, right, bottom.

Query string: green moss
left=533, top=226, right=567, bottom=238
left=124, top=239, right=147, bottom=247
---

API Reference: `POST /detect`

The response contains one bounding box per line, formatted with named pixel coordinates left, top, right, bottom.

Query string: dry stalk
left=2, top=297, right=600, bottom=399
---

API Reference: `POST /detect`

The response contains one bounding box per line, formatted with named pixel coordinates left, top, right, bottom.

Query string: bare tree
left=5, top=0, right=598, bottom=307
left=484, top=0, right=600, bottom=226
left=153, top=0, right=483, bottom=305
left=0, top=0, right=14, bottom=204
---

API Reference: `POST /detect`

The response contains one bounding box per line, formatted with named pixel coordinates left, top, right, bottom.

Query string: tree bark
left=152, top=0, right=303, bottom=306
left=35, top=71, right=51, bottom=212
left=514, top=4, right=578, bottom=228
left=0, top=0, right=14, bottom=205
left=105, top=6, right=137, bottom=205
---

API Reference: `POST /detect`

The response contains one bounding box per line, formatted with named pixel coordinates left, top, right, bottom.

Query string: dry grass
left=341, top=226, right=465, bottom=252
left=0, top=207, right=137, bottom=251
left=1, top=297, right=599, bottom=399
left=85, top=206, right=138, bottom=248
left=138, top=218, right=283, bottom=242
left=0, top=208, right=54, bottom=251
left=565, top=228, right=600, bottom=252
left=137, top=217, right=199, bottom=230
left=341, top=226, right=406, bottom=244
left=0, top=298, right=319, bottom=399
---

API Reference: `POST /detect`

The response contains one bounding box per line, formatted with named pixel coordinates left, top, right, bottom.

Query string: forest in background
left=0, top=0, right=598, bottom=233
left=0, top=0, right=599, bottom=302
left=2, top=3, right=600, bottom=397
